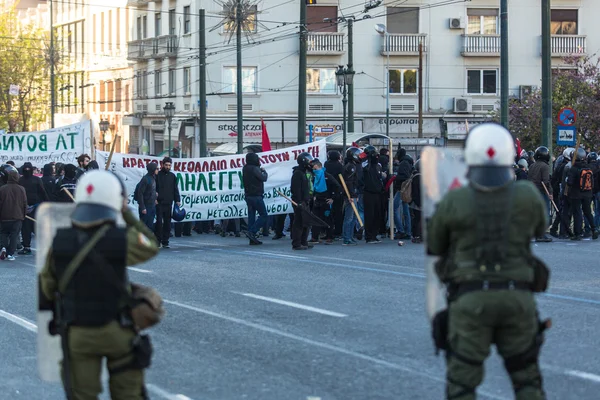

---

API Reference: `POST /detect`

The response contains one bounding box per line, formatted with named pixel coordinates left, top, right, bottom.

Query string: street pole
left=297, top=0, right=307, bottom=144
left=49, top=0, right=55, bottom=128
left=236, top=0, right=244, bottom=154
left=347, top=19, right=355, bottom=133
left=418, top=42, right=423, bottom=138
left=385, top=31, right=390, bottom=139
left=541, top=0, right=553, bottom=156
left=342, top=85, right=347, bottom=154
left=199, top=9, right=207, bottom=157
left=500, top=0, right=509, bottom=130
left=168, top=118, right=172, bottom=157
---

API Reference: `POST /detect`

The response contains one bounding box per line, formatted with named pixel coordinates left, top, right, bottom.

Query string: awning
left=210, top=142, right=263, bottom=156
left=324, top=132, right=390, bottom=148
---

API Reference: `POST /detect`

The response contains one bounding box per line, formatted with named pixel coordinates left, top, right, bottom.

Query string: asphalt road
left=1, top=231, right=600, bottom=400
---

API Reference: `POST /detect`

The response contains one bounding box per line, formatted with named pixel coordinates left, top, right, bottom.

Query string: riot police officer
left=39, top=170, right=159, bottom=399
left=427, top=124, right=549, bottom=400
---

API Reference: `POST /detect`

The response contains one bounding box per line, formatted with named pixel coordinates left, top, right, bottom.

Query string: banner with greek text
left=0, top=122, right=91, bottom=167
left=97, top=141, right=327, bottom=221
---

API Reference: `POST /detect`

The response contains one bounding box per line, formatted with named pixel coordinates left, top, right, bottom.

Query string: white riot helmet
left=464, top=123, right=516, bottom=188
left=71, top=170, right=124, bottom=228
left=563, top=147, right=575, bottom=161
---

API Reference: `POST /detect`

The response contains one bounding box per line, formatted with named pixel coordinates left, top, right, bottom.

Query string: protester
left=394, top=148, right=414, bottom=239
left=515, top=159, right=529, bottom=181
left=528, top=146, right=553, bottom=242
left=567, top=147, right=598, bottom=240
left=324, top=150, right=344, bottom=239
left=41, top=164, right=57, bottom=201
left=291, top=152, right=314, bottom=250
left=155, top=157, right=180, bottom=248
left=0, top=168, right=27, bottom=261
left=18, top=162, right=49, bottom=255
left=362, top=145, right=384, bottom=244
left=309, top=159, right=341, bottom=245
left=137, top=162, right=159, bottom=231
left=242, top=152, right=268, bottom=245
left=410, top=160, right=422, bottom=243
left=76, top=154, right=91, bottom=179
left=57, top=164, right=78, bottom=202
left=341, top=147, right=363, bottom=246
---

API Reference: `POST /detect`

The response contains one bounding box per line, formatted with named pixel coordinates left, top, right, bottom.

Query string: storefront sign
left=446, top=121, right=484, bottom=140
left=363, top=118, right=441, bottom=135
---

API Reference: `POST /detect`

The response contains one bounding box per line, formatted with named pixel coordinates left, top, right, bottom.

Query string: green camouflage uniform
left=39, top=209, right=159, bottom=400
left=428, top=180, right=548, bottom=400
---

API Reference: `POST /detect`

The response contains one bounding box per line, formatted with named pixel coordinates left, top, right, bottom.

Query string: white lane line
left=163, top=299, right=505, bottom=399
left=0, top=310, right=37, bottom=332
left=129, top=267, right=153, bottom=274
left=146, top=383, right=194, bottom=400
left=565, top=370, right=600, bottom=383
left=235, top=292, right=347, bottom=318
left=242, top=250, right=307, bottom=260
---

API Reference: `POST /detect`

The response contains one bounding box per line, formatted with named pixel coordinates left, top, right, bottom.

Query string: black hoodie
left=41, top=164, right=57, bottom=201
left=156, top=167, right=180, bottom=205
left=19, top=162, right=49, bottom=206
left=291, top=166, right=310, bottom=204
left=242, top=153, right=268, bottom=197
left=57, top=164, right=77, bottom=202
left=138, top=163, right=158, bottom=212
left=324, top=159, right=344, bottom=187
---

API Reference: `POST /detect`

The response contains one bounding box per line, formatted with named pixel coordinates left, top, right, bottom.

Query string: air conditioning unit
left=519, top=85, right=536, bottom=99
left=454, top=97, right=473, bottom=113
left=449, top=17, right=464, bottom=29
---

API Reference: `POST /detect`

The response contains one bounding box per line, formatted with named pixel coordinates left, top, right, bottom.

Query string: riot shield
left=36, top=202, right=76, bottom=382
left=421, top=147, right=468, bottom=320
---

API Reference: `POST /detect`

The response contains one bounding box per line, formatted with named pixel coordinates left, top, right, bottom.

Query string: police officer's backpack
left=580, top=168, right=593, bottom=192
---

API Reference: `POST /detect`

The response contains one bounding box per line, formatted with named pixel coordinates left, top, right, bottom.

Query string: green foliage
left=0, top=6, right=53, bottom=132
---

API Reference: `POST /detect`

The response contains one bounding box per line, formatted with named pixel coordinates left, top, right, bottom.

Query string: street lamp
left=99, top=119, right=109, bottom=151
left=163, top=102, right=175, bottom=157
left=375, top=23, right=390, bottom=139
left=336, top=65, right=355, bottom=154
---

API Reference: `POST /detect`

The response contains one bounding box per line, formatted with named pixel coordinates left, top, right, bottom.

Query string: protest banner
left=97, top=141, right=327, bottom=221
left=0, top=121, right=91, bottom=168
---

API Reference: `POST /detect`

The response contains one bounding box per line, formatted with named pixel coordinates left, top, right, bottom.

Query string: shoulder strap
left=57, top=224, right=111, bottom=294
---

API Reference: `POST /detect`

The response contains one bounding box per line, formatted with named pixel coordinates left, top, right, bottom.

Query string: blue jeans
left=393, top=193, right=403, bottom=233
left=343, top=199, right=358, bottom=242
left=354, top=194, right=364, bottom=231
left=139, top=206, right=156, bottom=232
left=246, top=196, right=268, bottom=235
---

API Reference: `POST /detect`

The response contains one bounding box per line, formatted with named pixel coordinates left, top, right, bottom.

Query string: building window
left=386, top=7, right=419, bottom=34
left=107, top=81, right=114, bottom=112
left=155, top=13, right=161, bottom=36
left=306, top=68, right=337, bottom=95
left=307, top=6, right=337, bottom=33
left=467, top=69, right=497, bottom=95
left=169, top=9, right=176, bottom=35
left=551, top=9, right=577, bottom=35
left=154, top=70, right=162, bottom=96
left=108, top=10, right=112, bottom=49
left=136, top=16, right=142, bottom=40
left=100, top=80, right=105, bottom=111
left=168, top=69, right=176, bottom=94
left=467, top=9, right=498, bottom=35
left=183, top=67, right=191, bottom=94
left=115, top=80, right=122, bottom=112
left=93, top=14, right=96, bottom=52
left=388, top=69, right=417, bottom=94
left=223, top=66, right=257, bottom=93
left=184, top=6, right=191, bottom=34
left=224, top=5, right=257, bottom=32
left=100, top=13, right=104, bottom=52
left=142, top=15, right=147, bottom=38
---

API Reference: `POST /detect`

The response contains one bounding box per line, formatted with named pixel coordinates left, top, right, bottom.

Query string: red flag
left=261, top=119, right=272, bottom=152
left=516, top=138, right=522, bottom=159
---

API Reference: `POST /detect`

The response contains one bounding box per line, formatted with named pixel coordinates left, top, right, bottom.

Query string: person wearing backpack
left=394, top=149, right=414, bottom=240
left=409, top=160, right=422, bottom=243
left=137, top=162, right=158, bottom=231
left=528, top=146, right=553, bottom=242
left=567, top=148, right=598, bottom=240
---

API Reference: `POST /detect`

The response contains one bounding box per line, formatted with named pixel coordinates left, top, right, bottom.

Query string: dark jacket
left=552, top=160, right=568, bottom=193
left=342, top=161, right=360, bottom=198
left=395, top=155, right=414, bottom=192
left=138, top=163, right=158, bottom=212
left=19, top=165, right=49, bottom=206
left=156, top=168, right=180, bottom=205
left=41, top=164, right=57, bottom=201
left=313, top=172, right=342, bottom=201
left=242, top=153, right=268, bottom=197
left=363, top=161, right=384, bottom=194
left=590, top=160, right=600, bottom=194
left=57, top=164, right=78, bottom=203
left=567, top=160, right=593, bottom=199
left=291, top=166, right=310, bottom=204
left=0, top=171, right=27, bottom=221
left=528, top=160, right=551, bottom=195
left=411, top=172, right=422, bottom=208
left=324, top=160, right=344, bottom=187
left=515, top=169, right=529, bottom=181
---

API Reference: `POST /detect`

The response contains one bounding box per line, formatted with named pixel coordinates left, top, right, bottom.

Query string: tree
left=496, top=56, right=600, bottom=153
left=0, top=6, right=54, bottom=132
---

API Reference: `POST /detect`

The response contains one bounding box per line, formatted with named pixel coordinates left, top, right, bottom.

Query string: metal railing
left=461, top=34, right=500, bottom=55
left=306, top=33, right=345, bottom=55
left=152, top=35, right=178, bottom=58
left=381, top=34, right=427, bottom=55
left=551, top=35, right=586, bottom=56
left=127, top=38, right=152, bottom=60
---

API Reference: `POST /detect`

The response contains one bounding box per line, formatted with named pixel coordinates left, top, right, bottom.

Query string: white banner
left=0, top=121, right=91, bottom=167
left=97, top=142, right=327, bottom=221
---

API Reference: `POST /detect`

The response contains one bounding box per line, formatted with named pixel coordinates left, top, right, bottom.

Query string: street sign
left=557, top=126, right=577, bottom=146
left=558, top=107, right=576, bottom=126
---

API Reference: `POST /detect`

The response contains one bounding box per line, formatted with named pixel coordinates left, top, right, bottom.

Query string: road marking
left=164, top=299, right=504, bottom=399
left=0, top=310, right=37, bottom=332
left=236, top=292, right=347, bottom=317
left=243, top=250, right=307, bottom=260
left=564, top=369, right=600, bottom=383
left=129, top=267, right=152, bottom=274
left=146, top=384, right=194, bottom=400
left=541, top=293, right=600, bottom=306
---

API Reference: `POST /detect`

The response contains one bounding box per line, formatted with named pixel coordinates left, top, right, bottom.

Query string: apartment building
left=126, top=0, right=598, bottom=155
left=51, top=0, right=134, bottom=152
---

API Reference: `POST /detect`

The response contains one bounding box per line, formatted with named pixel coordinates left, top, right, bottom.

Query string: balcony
left=127, top=38, right=152, bottom=61
left=151, top=35, right=178, bottom=58
left=126, top=0, right=151, bottom=6
left=461, top=35, right=500, bottom=56
left=380, top=34, right=427, bottom=56
left=550, top=35, right=586, bottom=57
left=306, top=33, right=345, bottom=55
